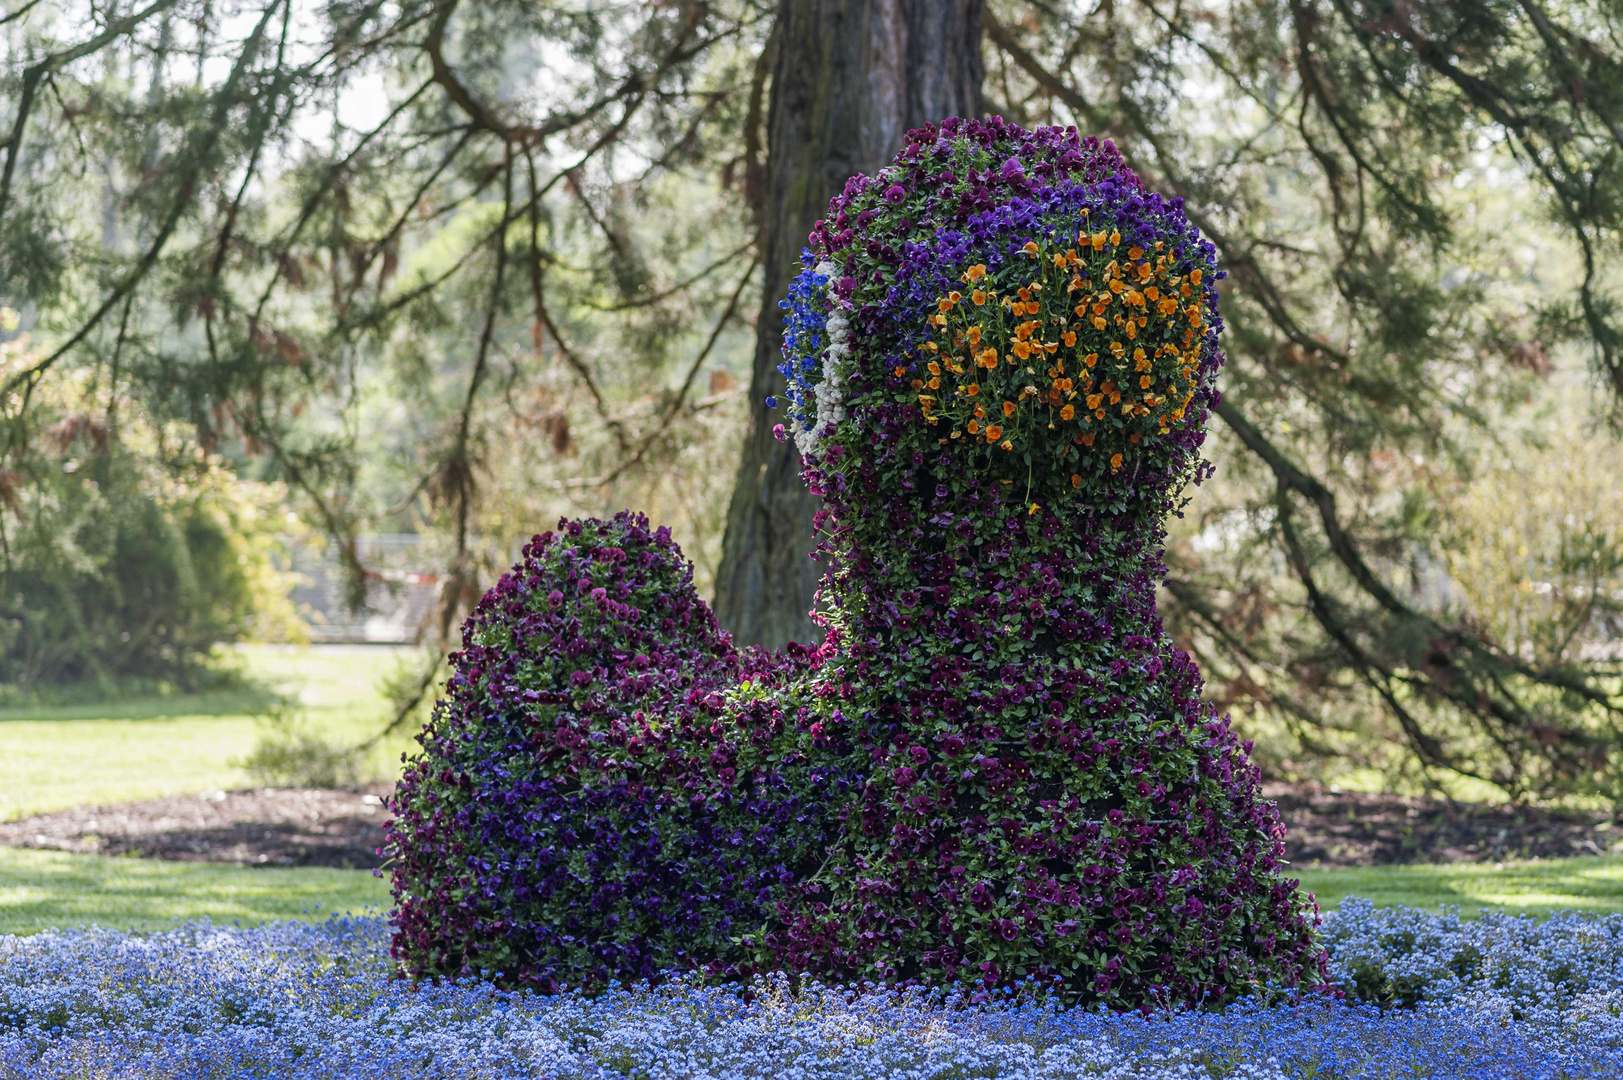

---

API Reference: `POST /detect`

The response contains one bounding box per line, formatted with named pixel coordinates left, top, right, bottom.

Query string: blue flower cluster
left=1324, top=897, right=1623, bottom=1019
left=771, top=251, right=831, bottom=431
left=6, top=902, right=1623, bottom=1078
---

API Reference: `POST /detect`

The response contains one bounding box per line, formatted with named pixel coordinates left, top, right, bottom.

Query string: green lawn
left=0, top=847, right=389, bottom=935
left=3, top=846, right=1621, bottom=937
left=1298, top=854, right=1623, bottom=917
left=0, top=644, right=421, bottom=821
left=3, top=647, right=1622, bottom=934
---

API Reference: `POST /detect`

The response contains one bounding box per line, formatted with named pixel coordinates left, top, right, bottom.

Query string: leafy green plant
left=0, top=322, right=303, bottom=701
left=239, top=713, right=361, bottom=790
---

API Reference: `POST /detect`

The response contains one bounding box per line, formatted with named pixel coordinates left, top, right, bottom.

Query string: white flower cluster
left=791, top=260, right=850, bottom=460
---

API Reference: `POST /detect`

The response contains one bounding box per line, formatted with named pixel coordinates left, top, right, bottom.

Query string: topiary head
left=772, top=117, right=1225, bottom=529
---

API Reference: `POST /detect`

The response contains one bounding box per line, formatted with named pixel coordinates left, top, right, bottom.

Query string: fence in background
left=282, top=534, right=442, bottom=644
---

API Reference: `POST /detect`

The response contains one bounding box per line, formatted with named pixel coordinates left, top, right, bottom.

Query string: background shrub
left=0, top=443, right=298, bottom=702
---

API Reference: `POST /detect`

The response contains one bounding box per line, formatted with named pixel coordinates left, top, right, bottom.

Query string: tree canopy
left=2, top=0, right=1621, bottom=802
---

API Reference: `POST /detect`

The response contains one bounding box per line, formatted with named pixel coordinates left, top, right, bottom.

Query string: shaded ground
left=2, top=782, right=1619, bottom=870
left=0, top=787, right=391, bottom=869
left=1265, top=782, right=1622, bottom=867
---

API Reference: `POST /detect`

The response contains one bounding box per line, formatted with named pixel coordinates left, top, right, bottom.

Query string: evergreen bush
left=0, top=419, right=296, bottom=700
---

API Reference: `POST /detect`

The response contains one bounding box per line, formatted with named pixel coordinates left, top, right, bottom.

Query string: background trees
left=713, top=0, right=983, bottom=647
left=2, top=0, right=1621, bottom=803
left=1, top=0, right=770, bottom=710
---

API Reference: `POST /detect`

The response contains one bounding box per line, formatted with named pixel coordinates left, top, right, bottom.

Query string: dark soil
left=0, top=787, right=392, bottom=869
left=1264, top=782, right=1622, bottom=867
left=2, top=782, right=1619, bottom=870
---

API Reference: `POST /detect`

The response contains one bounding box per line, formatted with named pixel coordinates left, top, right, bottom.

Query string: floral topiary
left=766, top=116, right=1323, bottom=1004
left=383, top=512, right=840, bottom=992
left=386, top=117, right=1326, bottom=1008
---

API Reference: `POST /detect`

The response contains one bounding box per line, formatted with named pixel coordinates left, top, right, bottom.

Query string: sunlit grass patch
left=0, top=847, right=389, bottom=935
left=0, top=644, right=418, bottom=820
left=1299, top=853, right=1623, bottom=916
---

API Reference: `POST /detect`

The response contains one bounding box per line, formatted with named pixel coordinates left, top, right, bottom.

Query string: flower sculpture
left=385, top=513, right=839, bottom=992
left=385, top=117, right=1326, bottom=1008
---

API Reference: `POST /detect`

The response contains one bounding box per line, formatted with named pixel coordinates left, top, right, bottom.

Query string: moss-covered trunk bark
left=714, top=0, right=984, bottom=647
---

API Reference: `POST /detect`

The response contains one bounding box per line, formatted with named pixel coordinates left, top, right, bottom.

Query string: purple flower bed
left=5, top=903, right=1623, bottom=1078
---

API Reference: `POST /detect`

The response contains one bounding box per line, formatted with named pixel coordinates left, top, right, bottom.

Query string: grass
left=2, top=847, right=1620, bottom=937
left=1298, top=854, right=1623, bottom=917
left=0, top=847, right=390, bottom=935
left=2, top=644, right=1620, bottom=933
left=0, top=644, right=421, bottom=821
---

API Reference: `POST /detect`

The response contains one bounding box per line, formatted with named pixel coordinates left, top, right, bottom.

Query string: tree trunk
left=714, top=0, right=984, bottom=647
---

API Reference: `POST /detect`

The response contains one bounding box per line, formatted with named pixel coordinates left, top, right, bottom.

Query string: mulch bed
left=1263, top=782, right=1622, bottom=867
left=2, top=782, right=1619, bottom=870
left=0, top=787, right=392, bottom=869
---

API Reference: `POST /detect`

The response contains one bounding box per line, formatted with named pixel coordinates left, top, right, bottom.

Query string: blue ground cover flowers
left=3, top=898, right=1623, bottom=1078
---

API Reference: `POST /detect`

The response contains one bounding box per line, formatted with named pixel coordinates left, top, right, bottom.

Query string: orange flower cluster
left=911, top=224, right=1206, bottom=472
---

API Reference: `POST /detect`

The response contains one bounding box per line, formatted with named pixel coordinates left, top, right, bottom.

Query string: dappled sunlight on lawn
left=0, top=644, right=418, bottom=821
left=1300, top=854, right=1623, bottom=916
left=0, top=848, right=388, bottom=935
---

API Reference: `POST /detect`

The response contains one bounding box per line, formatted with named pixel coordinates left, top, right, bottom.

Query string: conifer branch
left=0, top=0, right=183, bottom=218
left=553, top=255, right=757, bottom=490
left=2, top=0, right=281, bottom=413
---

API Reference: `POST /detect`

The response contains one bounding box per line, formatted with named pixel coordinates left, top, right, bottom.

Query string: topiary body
left=768, top=116, right=1324, bottom=1003
left=384, top=513, right=836, bottom=992
left=386, top=117, right=1326, bottom=1007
